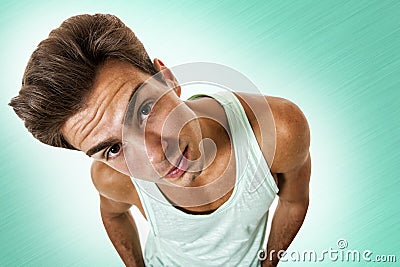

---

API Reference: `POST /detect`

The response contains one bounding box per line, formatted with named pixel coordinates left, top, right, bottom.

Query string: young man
left=10, top=14, right=310, bottom=267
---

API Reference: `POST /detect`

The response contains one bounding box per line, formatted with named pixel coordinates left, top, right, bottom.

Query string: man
left=9, top=14, right=310, bottom=267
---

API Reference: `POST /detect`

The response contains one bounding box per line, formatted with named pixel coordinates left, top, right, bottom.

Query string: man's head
left=62, top=59, right=204, bottom=184
left=9, top=14, right=205, bottom=184
left=9, top=13, right=158, bottom=150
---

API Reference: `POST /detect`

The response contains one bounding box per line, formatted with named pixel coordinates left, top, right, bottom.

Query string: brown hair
left=9, top=14, right=157, bottom=150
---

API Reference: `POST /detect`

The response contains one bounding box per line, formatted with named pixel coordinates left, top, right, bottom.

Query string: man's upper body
left=80, top=57, right=310, bottom=267
left=10, top=14, right=310, bottom=267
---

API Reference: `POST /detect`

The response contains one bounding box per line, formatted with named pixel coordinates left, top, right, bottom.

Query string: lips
left=164, top=146, right=189, bottom=179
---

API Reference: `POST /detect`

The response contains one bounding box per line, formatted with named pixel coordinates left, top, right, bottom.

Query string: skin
left=62, top=59, right=310, bottom=267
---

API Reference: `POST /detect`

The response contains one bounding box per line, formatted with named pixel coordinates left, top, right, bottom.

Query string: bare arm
left=236, top=94, right=311, bottom=267
left=263, top=155, right=310, bottom=267
left=262, top=97, right=311, bottom=267
left=91, top=161, right=146, bottom=267
left=100, top=195, right=145, bottom=267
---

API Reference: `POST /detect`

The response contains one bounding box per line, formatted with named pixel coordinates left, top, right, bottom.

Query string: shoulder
left=235, top=92, right=310, bottom=173
left=266, top=96, right=310, bottom=173
left=90, top=161, right=142, bottom=206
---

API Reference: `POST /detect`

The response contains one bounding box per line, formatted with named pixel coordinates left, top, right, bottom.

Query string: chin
left=181, top=171, right=202, bottom=187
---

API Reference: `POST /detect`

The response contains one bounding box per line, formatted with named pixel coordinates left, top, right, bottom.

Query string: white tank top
left=132, top=91, right=278, bottom=266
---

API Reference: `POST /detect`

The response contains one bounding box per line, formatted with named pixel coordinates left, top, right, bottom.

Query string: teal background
left=1, top=0, right=399, bottom=266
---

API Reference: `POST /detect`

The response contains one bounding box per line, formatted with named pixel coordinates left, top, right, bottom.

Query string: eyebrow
left=124, top=81, right=146, bottom=126
left=85, top=81, right=145, bottom=157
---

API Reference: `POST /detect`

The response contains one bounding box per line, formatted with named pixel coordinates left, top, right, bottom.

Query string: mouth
left=164, top=146, right=189, bottom=179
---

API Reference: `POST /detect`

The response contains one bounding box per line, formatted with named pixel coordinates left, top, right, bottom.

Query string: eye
left=106, top=143, right=122, bottom=160
left=139, top=102, right=153, bottom=123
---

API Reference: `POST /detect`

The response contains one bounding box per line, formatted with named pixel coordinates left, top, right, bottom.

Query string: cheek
left=105, top=159, right=131, bottom=176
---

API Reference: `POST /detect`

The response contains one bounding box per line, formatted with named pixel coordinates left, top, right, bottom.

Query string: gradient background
left=1, top=0, right=399, bottom=266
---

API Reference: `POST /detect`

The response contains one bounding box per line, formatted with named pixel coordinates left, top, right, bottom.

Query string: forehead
left=62, top=60, right=151, bottom=152
left=84, top=60, right=148, bottom=108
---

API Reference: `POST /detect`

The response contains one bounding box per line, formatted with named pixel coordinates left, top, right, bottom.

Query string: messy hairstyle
left=9, top=14, right=157, bottom=149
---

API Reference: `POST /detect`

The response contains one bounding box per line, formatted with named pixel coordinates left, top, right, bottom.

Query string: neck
left=186, top=96, right=231, bottom=149
left=185, top=96, right=233, bottom=184
left=156, top=96, right=236, bottom=208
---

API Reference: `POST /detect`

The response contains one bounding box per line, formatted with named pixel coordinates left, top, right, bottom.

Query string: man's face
left=62, top=59, right=204, bottom=186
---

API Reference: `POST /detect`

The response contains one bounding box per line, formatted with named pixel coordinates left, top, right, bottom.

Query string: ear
left=153, top=58, right=181, bottom=97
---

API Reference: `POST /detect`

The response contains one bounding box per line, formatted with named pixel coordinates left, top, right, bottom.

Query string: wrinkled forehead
left=61, top=61, right=155, bottom=152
